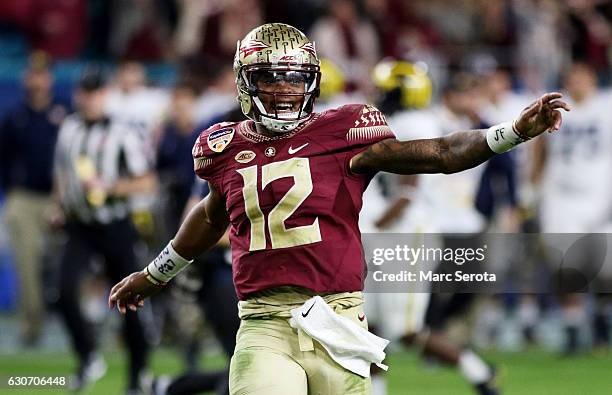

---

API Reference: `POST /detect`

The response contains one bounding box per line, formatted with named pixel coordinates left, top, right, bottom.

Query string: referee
left=51, top=69, right=156, bottom=394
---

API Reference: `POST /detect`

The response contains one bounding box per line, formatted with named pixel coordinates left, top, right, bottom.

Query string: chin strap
left=252, top=94, right=314, bottom=133
left=260, top=116, right=303, bottom=133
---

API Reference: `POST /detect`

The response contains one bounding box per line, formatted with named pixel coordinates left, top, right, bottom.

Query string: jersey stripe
left=346, top=126, right=394, bottom=142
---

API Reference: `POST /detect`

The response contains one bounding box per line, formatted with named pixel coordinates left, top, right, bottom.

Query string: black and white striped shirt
left=53, top=114, right=151, bottom=224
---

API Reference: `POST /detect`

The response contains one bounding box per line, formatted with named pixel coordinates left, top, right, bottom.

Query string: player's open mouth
left=274, top=102, right=298, bottom=112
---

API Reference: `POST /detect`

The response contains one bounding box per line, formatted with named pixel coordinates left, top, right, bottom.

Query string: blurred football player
left=109, top=23, right=569, bottom=395
left=532, top=62, right=612, bottom=354
left=476, top=66, right=541, bottom=347
left=105, top=60, right=170, bottom=243
left=105, top=60, right=169, bottom=137
left=362, top=60, right=500, bottom=395
left=52, top=68, right=156, bottom=394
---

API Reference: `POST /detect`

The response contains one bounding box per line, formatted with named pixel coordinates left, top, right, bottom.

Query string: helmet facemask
left=238, top=65, right=320, bottom=133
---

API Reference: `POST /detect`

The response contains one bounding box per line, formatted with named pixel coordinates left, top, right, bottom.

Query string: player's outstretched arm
left=350, top=92, right=570, bottom=175
left=108, top=185, right=229, bottom=314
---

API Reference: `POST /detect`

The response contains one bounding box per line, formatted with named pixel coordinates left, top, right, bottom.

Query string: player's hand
left=514, top=92, right=571, bottom=138
left=108, top=270, right=164, bottom=314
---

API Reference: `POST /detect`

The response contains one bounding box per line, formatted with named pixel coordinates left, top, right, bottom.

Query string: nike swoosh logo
left=301, top=301, right=316, bottom=317
left=288, top=143, right=309, bottom=155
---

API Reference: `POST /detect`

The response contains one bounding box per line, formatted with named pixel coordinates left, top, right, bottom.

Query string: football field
left=0, top=348, right=610, bottom=394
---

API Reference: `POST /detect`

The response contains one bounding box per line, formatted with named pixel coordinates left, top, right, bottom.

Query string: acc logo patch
left=207, top=128, right=234, bottom=153
left=235, top=150, right=256, bottom=164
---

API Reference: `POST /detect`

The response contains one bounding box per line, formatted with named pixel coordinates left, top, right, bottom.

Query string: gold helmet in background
left=318, top=58, right=346, bottom=101
left=233, top=23, right=321, bottom=133
left=372, top=60, right=432, bottom=110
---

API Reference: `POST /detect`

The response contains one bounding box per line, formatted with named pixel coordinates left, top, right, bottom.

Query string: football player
left=109, top=23, right=569, bottom=395
left=532, top=62, right=612, bottom=354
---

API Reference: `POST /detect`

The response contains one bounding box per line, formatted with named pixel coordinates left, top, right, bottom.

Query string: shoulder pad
left=319, top=104, right=389, bottom=128
left=347, top=104, right=388, bottom=128
left=319, top=104, right=394, bottom=144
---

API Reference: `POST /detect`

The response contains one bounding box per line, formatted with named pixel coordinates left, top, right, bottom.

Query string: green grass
left=0, top=349, right=610, bottom=394
left=386, top=350, right=612, bottom=395
left=0, top=349, right=226, bottom=395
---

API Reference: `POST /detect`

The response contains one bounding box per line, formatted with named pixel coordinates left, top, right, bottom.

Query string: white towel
left=289, top=296, right=390, bottom=378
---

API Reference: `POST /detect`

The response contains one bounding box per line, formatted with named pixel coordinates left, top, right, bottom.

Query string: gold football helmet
left=319, top=58, right=346, bottom=101
left=234, top=23, right=321, bottom=133
left=372, top=60, right=432, bottom=110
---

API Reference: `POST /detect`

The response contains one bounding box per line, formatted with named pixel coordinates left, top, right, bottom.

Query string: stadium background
left=0, top=0, right=610, bottom=394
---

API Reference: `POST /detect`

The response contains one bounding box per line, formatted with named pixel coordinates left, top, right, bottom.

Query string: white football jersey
left=193, top=91, right=237, bottom=125
left=479, top=91, right=534, bottom=126
left=105, top=86, right=170, bottom=211
left=360, top=106, right=486, bottom=234
left=105, top=86, right=170, bottom=138
left=540, top=90, right=612, bottom=232
left=359, top=109, right=440, bottom=233
left=425, top=106, right=486, bottom=233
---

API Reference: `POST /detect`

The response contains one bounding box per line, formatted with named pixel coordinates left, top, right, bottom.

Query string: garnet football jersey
left=193, top=104, right=395, bottom=299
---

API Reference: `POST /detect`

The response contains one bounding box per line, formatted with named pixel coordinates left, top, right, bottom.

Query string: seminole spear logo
left=299, top=42, right=317, bottom=56
left=240, top=40, right=270, bottom=57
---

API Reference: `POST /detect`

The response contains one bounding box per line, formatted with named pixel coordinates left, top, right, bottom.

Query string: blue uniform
left=0, top=100, right=69, bottom=194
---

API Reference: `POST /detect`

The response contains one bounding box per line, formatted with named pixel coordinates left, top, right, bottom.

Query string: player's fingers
left=109, top=281, right=133, bottom=310
left=547, top=100, right=571, bottom=112
left=117, top=289, right=143, bottom=312
left=550, top=110, right=563, bottom=132
left=108, top=287, right=118, bottom=307
left=110, top=276, right=127, bottom=292
left=117, top=299, right=127, bottom=315
left=540, top=92, right=563, bottom=103
left=522, top=99, right=542, bottom=118
left=108, top=285, right=124, bottom=308
left=108, top=288, right=121, bottom=309
left=108, top=279, right=127, bottom=306
left=545, top=110, right=562, bottom=133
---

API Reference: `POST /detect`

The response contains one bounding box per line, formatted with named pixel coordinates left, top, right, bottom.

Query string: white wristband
left=486, top=121, right=529, bottom=154
left=146, top=240, right=193, bottom=284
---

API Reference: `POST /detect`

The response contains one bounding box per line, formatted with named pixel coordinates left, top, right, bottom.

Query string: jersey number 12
left=237, top=157, right=322, bottom=251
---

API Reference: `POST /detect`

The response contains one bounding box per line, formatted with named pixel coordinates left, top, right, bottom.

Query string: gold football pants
left=229, top=288, right=372, bottom=395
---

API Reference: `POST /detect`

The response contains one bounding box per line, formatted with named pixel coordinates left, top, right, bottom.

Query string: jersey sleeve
left=192, top=122, right=237, bottom=191
left=339, top=103, right=396, bottom=148
left=332, top=104, right=396, bottom=178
